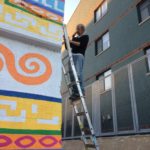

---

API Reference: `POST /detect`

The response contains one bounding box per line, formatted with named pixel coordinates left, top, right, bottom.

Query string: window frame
left=94, top=0, right=108, bottom=23
left=137, top=0, right=150, bottom=23
left=102, top=32, right=110, bottom=51
left=96, top=69, right=112, bottom=93
left=95, top=31, right=110, bottom=56
left=104, top=69, right=112, bottom=91
left=145, top=47, right=150, bottom=73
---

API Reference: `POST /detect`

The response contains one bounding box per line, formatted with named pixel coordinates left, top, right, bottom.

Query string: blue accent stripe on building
left=0, top=90, right=62, bottom=103
left=24, top=0, right=64, bottom=17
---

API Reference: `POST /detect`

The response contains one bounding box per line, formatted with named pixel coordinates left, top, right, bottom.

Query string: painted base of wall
left=63, top=135, right=150, bottom=150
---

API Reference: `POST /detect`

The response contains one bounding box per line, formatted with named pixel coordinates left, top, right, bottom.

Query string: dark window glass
left=74, top=116, right=81, bottom=136
left=94, top=0, right=108, bottom=22
left=66, top=101, right=73, bottom=137
left=100, top=90, right=114, bottom=133
left=114, top=68, right=134, bottom=131
left=95, top=38, right=103, bottom=55
left=83, top=86, right=93, bottom=135
left=132, top=57, right=150, bottom=129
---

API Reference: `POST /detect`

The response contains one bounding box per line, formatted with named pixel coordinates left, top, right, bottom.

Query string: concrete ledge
left=63, top=135, right=150, bottom=150
left=0, top=29, right=61, bottom=52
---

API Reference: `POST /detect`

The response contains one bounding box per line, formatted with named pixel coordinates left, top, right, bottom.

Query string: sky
left=64, top=0, right=80, bottom=23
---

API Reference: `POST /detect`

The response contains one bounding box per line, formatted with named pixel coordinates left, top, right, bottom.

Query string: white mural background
left=0, top=36, right=61, bottom=98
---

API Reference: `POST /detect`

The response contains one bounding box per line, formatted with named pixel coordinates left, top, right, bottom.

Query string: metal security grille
left=62, top=54, right=150, bottom=138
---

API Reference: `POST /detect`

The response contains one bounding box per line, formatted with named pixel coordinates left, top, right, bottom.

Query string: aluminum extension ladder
left=62, top=25, right=100, bottom=150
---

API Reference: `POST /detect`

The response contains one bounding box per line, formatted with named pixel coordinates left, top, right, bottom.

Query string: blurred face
left=76, top=25, right=84, bottom=35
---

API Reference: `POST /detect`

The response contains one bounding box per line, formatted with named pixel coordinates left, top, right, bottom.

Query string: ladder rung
left=63, top=61, right=69, bottom=67
left=70, top=99, right=81, bottom=105
left=62, top=54, right=69, bottom=61
left=67, top=82, right=75, bottom=87
left=64, top=71, right=69, bottom=76
left=81, top=128, right=91, bottom=134
left=76, top=112, right=85, bottom=116
left=67, top=81, right=79, bottom=88
left=85, top=144, right=96, bottom=148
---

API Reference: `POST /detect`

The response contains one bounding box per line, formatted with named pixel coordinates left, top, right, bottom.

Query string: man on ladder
left=65, top=24, right=89, bottom=100
left=63, top=25, right=99, bottom=150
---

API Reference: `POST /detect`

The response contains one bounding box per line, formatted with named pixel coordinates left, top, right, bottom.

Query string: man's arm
left=70, top=35, right=89, bottom=47
left=70, top=40, right=80, bottom=46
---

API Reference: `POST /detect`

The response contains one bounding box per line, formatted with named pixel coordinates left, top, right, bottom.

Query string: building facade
left=0, top=0, right=64, bottom=149
left=62, top=0, right=150, bottom=149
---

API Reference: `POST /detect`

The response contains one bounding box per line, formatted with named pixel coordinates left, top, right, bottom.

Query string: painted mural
left=0, top=0, right=64, bottom=46
left=5, top=0, right=64, bottom=23
left=0, top=0, right=64, bottom=149
left=7, top=0, right=65, bottom=23
left=0, top=37, right=62, bottom=149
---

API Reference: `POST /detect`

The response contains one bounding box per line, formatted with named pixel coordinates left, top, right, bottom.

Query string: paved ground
left=63, top=135, right=150, bottom=150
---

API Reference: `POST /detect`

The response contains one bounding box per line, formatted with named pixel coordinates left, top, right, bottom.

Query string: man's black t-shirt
left=70, top=35, right=89, bottom=56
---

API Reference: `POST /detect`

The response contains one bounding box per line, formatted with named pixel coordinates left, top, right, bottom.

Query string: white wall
left=0, top=36, right=61, bottom=98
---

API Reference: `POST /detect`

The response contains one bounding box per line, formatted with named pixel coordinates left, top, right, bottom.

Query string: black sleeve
left=80, top=35, right=89, bottom=49
left=70, top=37, right=76, bottom=48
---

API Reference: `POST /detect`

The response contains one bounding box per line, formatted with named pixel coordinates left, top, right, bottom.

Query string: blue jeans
left=69, top=54, right=84, bottom=95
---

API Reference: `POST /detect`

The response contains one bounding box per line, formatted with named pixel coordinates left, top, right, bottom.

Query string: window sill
left=139, top=16, right=150, bottom=26
left=100, top=88, right=112, bottom=95
left=96, top=46, right=111, bottom=57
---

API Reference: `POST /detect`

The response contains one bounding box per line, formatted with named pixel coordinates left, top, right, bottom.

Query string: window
left=95, top=32, right=110, bottom=55
left=95, top=0, right=108, bottom=22
left=137, top=0, right=150, bottom=22
left=104, top=70, right=112, bottom=90
left=146, top=48, right=150, bottom=71
left=102, top=32, right=110, bottom=50
left=97, top=69, right=112, bottom=92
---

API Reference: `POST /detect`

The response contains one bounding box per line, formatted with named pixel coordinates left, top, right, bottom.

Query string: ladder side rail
left=63, top=25, right=73, bottom=57
left=63, top=25, right=99, bottom=150
left=63, top=25, right=96, bottom=136
left=62, top=65, right=89, bottom=146
left=62, top=64, right=72, bottom=95
left=74, top=105, right=89, bottom=145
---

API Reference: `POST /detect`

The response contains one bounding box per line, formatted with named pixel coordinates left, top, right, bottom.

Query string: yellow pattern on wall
left=0, top=95, right=62, bottom=131
left=0, top=1, right=63, bottom=45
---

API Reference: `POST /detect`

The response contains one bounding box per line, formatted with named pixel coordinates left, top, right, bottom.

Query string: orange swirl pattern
left=0, top=44, right=52, bottom=85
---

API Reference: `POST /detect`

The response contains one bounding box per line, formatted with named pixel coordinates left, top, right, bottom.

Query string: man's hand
left=72, top=32, right=78, bottom=38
